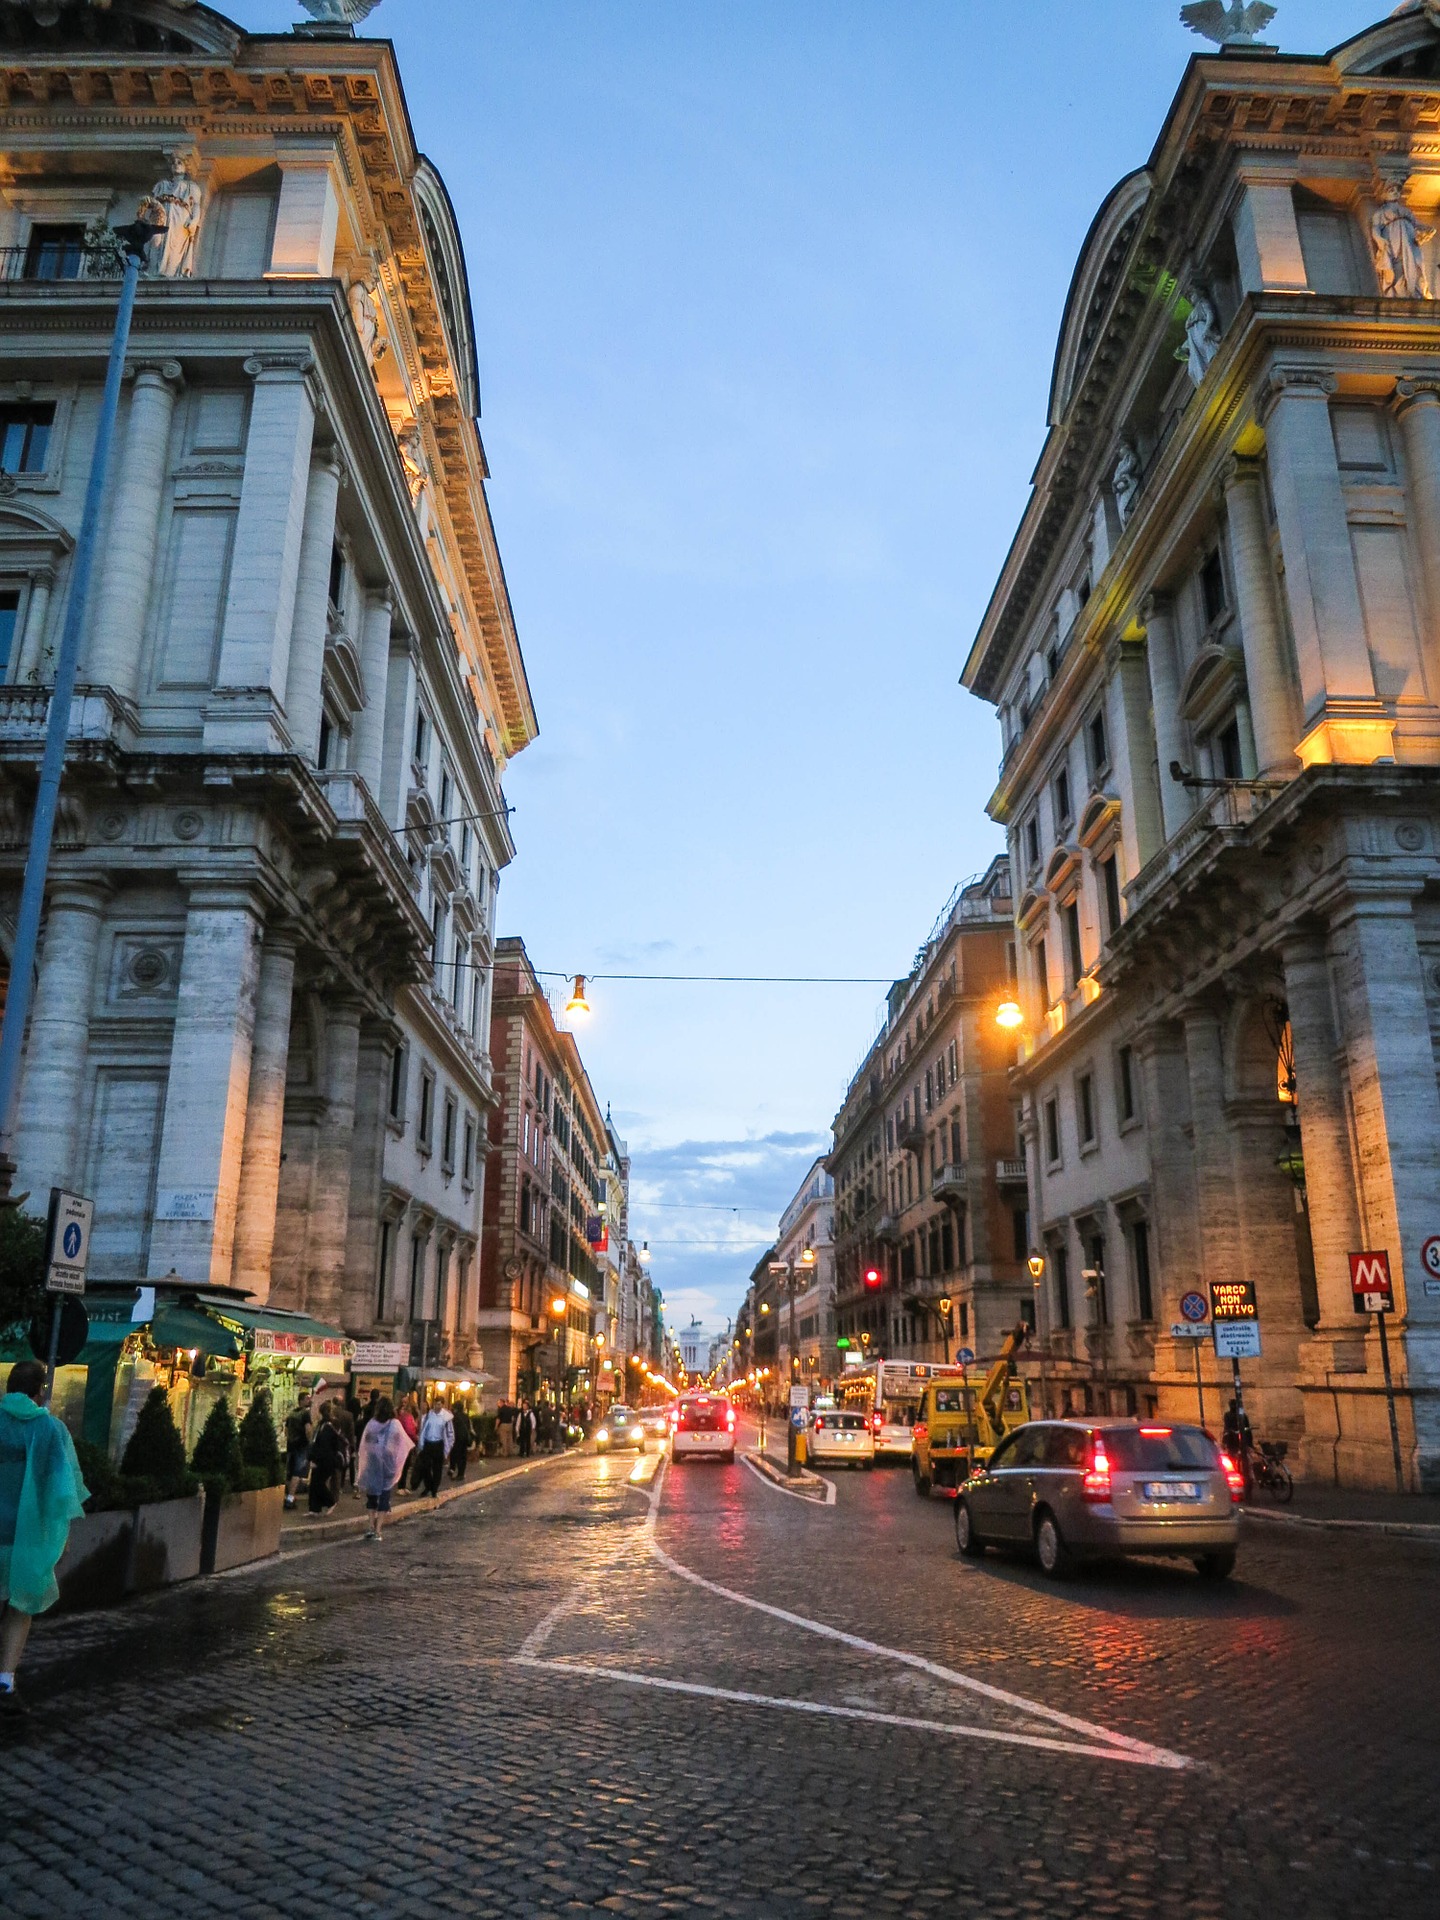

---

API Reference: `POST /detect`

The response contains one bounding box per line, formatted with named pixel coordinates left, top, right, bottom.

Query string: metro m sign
left=1349, top=1250, right=1394, bottom=1314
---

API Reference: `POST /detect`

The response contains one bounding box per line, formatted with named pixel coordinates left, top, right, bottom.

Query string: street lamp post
left=1027, top=1250, right=1049, bottom=1418
left=1083, top=1259, right=1108, bottom=1413
left=0, top=219, right=162, bottom=1192
left=550, top=1294, right=567, bottom=1447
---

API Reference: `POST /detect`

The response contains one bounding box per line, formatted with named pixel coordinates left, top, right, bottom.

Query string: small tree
left=238, top=1387, right=282, bottom=1486
left=120, top=1386, right=191, bottom=1499
left=190, top=1397, right=244, bottom=1494
left=0, top=1207, right=47, bottom=1336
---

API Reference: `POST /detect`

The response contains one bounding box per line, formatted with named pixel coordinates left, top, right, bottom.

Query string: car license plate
left=1143, top=1480, right=1199, bottom=1501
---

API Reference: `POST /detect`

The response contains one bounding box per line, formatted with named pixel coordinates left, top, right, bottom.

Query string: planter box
left=201, top=1483, right=285, bottom=1575
left=54, top=1509, right=135, bottom=1614
left=127, top=1491, right=205, bottom=1593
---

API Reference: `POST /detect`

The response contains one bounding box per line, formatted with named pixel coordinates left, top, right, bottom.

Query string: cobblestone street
left=2, top=1429, right=1437, bottom=1918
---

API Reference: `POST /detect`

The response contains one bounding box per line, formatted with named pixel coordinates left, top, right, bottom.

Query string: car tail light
left=813, top=1415, right=824, bottom=1432
left=1140, top=1426, right=1171, bottom=1437
left=870, top=1411, right=883, bottom=1433
left=1220, top=1451, right=1245, bottom=1503
left=1082, top=1439, right=1112, bottom=1503
left=725, top=1407, right=736, bottom=1428
left=914, top=1422, right=927, bottom=1441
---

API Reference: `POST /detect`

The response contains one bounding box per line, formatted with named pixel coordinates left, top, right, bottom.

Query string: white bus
left=837, top=1359, right=948, bottom=1459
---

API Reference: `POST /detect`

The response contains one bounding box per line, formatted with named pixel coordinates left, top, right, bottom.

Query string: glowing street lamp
left=565, top=974, right=591, bottom=1018
left=995, top=998, right=1024, bottom=1031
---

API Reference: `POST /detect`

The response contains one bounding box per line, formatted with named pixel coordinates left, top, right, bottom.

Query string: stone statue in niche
left=1178, top=286, right=1222, bottom=385
left=348, top=277, right=388, bottom=372
left=397, top=423, right=428, bottom=505
left=144, top=154, right=204, bottom=279
left=1370, top=181, right=1434, bottom=300
left=1112, top=441, right=1140, bottom=526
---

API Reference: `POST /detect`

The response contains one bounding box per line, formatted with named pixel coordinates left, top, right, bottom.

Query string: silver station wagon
left=954, top=1419, right=1242, bottom=1580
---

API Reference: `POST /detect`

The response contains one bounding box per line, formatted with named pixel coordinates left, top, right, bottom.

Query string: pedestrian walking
left=283, top=1392, right=313, bottom=1510
left=449, top=1402, right=473, bottom=1482
left=306, top=1403, right=346, bottom=1516
left=357, top=1387, right=381, bottom=1443
left=416, top=1398, right=453, bottom=1497
left=396, top=1394, right=419, bottom=1490
left=340, top=1394, right=360, bottom=1490
left=0, top=1360, right=90, bottom=1717
left=514, top=1400, right=535, bottom=1458
left=497, top=1400, right=516, bottom=1455
left=355, top=1396, right=413, bottom=1542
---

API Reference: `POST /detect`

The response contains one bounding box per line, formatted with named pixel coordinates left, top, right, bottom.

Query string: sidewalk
left=1243, top=1481, right=1440, bottom=1539
left=279, top=1447, right=569, bottom=1549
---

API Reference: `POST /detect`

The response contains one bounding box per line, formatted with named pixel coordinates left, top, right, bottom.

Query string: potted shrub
left=196, top=1391, right=286, bottom=1573
left=120, top=1387, right=203, bottom=1591
left=54, top=1441, right=136, bottom=1612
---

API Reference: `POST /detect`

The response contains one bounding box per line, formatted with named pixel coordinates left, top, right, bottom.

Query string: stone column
left=16, top=565, right=55, bottom=684
left=12, top=878, right=110, bottom=1197
left=1223, top=454, right=1300, bottom=776
left=87, top=361, right=183, bottom=702
left=1182, top=1006, right=1245, bottom=1289
left=149, top=887, right=264, bottom=1283
left=212, top=356, right=317, bottom=737
left=1135, top=1023, right=1206, bottom=1416
left=1114, top=636, right=1164, bottom=865
left=282, top=448, right=344, bottom=763
left=303, top=997, right=362, bottom=1324
left=1281, top=927, right=1365, bottom=1330
left=229, top=933, right=298, bottom=1303
left=1138, top=593, right=1190, bottom=840
left=1393, top=378, right=1440, bottom=650
left=1261, top=368, right=1374, bottom=717
left=353, top=586, right=393, bottom=796
left=1233, top=174, right=1308, bottom=294
left=341, top=1023, right=389, bottom=1331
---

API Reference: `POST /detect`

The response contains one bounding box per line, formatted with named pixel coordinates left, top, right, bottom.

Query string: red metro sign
left=1349, top=1250, right=1395, bottom=1314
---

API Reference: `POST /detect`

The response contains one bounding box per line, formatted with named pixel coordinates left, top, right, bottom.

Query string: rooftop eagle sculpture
left=1180, top=1, right=1278, bottom=44
left=298, top=0, right=384, bottom=23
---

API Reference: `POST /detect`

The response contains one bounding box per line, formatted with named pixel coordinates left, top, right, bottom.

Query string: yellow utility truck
left=911, top=1322, right=1034, bottom=1496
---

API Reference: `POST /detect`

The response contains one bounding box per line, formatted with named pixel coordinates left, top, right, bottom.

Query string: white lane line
left=740, top=1453, right=837, bottom=1505
left=640, top=1464, right=1190, bottom=1772
left=512, top=1656, right=1186, bottom=1768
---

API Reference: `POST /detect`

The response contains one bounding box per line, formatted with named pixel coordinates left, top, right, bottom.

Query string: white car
left=672, top=1394, right=736, bottom=1463
left=874, top=1403, right=917, bottom=1460
left=808, top=1410, right=876, bottom=1469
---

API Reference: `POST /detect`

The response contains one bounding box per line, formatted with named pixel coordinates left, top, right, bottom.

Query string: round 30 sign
left=1180, top=1290, right=1210, bottom=1323
left=1422, top=1235, right=1440, bottom=1280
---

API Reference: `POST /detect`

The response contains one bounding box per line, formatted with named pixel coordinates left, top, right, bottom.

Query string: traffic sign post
left=1175, top=1292, right=1212, bottom=1428
left=42, top=1187, right=94, bottom=1403
left=1349, top=1252, right=1406, bottom=1494
left=1210, top=1281, right=1259, bottom=1452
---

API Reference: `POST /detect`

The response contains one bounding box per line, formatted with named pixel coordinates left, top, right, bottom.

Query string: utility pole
left=0, top=219, right=161, bottom=1197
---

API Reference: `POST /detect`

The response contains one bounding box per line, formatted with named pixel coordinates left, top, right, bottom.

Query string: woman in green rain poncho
left=0, top=1358, right=89, bottom=1717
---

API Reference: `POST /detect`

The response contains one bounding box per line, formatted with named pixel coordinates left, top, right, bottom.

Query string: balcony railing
left=0, top=242, right=122, bottom=284
left=875, top=1213, right=902, bottom=1246
left=1126, top=780, right=1284, bottom=915
left=995, top=1158, right=1028, bottom=1185
left=931, top=1162, right=967, bottom=1203
left=897, top=1115, right=927, bottom=1156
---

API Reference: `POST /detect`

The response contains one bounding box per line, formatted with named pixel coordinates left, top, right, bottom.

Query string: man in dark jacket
left=449, top=1403, right=473, bottom=1482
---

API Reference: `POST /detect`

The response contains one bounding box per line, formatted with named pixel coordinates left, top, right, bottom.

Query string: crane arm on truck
left=978, top=1320, right=1030, bottom=1441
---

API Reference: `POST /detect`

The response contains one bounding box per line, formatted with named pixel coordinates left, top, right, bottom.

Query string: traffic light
left=864, top=1266, right=882, bottom=1290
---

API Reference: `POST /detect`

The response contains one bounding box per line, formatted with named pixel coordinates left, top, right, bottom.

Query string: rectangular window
left=1217, top=718, right=1243, bottom=780
left=463, top=1117, right=475, bottom=1184
left=950, top=1116, right=962, bottom=1162
left=418, top=1070, right=435, bottom=1150
left=0, top=403, right=55, bottom=475
left=1044, top=1097, right=1060, bottom=1166
left=1087, top=706, right=1109, bottom=778
left=959, top=1301, right=969, bottom=1339
left=328, top=541, right=345, bottom=612
left=941, top=1219, right=954, bottom=1270
left=1077, top=1071, right=1096, bottom=1147
left=442, top=1096, right=457, bottom=1171
left=1101, top=854, right=1122, bottom=940
left=1087, top=1234, right=1108, bottom=1324
left=409, top=1234, right=424, bottom=1319
left=1133, top=1219, right=1153, bottom=1321
left=23, top=222, right=85, bottom=280
left=519, top=1177, right=532, bottom=1236
left=439, top=766, right=453, bottom=819
left=1117, top=1043, right=1136, bottom=1124
left=376, top=1220, right=392, bottom=1320
left=1012, top=1207, right=1029, bottom=1262
left=924, top=1068, right=933, bottom=1113
left=388, top=1045, right=406, bottom=1122
left=413, top=707, right=429, bottom=766
left=1054, top=1242, right=1071, bottom=1329
left=0, top=589, right=19, bottom=678
left=317, top=710, right=334, bottom=770
left=1062, top=899, right=1083, bottom=987
left=452, top=936, right=465, bottom=1009
left=1024, top=815, right=1040, bottom=871
left=1053, top=763, right=1072, bottom=830
left=1200, top=548, right=1227, bottom=627
left=1034, top=936, right=1049, bottom=1013
left=431, top=902, right=443, bottom=966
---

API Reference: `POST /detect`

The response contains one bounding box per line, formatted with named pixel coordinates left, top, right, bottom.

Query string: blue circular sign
left=62, top=1221, right=82, bottom=1260
left=1180, top=1290, right=1208, bottom=1323
left=956, top=1347, right=975, bottom=1365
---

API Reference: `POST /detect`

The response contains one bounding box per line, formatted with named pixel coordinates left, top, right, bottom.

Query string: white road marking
left=639, top=1463, right=1191, bottom=1771
left=740, top=1452, right=837, bottom=1505
left=512, top=1656, right=1186, bottom=1768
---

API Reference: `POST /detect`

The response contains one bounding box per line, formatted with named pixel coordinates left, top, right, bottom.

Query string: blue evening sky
left=234, top=0, right=1379, bottom=1337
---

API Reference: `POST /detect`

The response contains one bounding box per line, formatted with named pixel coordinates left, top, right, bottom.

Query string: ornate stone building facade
left=830, top=859, right=1028, bottom=1371
left=772, top=1155, right=835, bottom=1388
left=964, top=5, right=1440, bottom=1488
left=0, top=4, right=534, bottom=1370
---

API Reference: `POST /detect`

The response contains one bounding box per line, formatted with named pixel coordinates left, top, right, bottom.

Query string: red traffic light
left=864, top=1267, right=882, bottom=1289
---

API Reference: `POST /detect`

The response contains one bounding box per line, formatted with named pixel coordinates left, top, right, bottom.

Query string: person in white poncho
left=355, top=1396, right=413, bottom=1542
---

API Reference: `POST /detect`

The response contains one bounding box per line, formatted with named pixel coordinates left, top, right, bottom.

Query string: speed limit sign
left=1423, top=1235, right=1440, bottom=1279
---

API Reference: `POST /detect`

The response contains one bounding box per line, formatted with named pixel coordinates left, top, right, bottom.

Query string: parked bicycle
left=1248, top=1438, right=1294, bottom=1503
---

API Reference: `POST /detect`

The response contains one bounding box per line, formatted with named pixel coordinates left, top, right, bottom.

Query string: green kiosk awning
left=150, top=1304, right=243, bottom=1359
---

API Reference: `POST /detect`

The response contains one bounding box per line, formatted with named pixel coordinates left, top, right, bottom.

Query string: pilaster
left=1223, top=454, right=1301, bottom=776
left=13, top=878, right=111, bottom=1197
left=229, top=931, right=298, bottom=1303
left=303, top=996, right=363, bottom=1325
left=282, top=447, right=344, bottom=762
left=1393, top=377, right=1440, bottom=666
left=1138, top=593, right=1190, bottom=840
left=353, top=585, right=393, bottom=797
left=16, top=564, right=56, bottom=684
left=87, top=360, right=183, bottom=702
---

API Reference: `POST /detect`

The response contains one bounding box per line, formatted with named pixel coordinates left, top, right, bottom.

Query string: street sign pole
left=43, top=1296, right=63, bottom=1407
left=1194, top=1341, right=1206, bottom=1433
left=1376, top=1309, right=1405, bottom=1495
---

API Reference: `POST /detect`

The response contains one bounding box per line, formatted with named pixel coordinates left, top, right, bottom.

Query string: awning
left=150, top=1304, right=243, bottom=1360
left=195, top=1299, right=353, bottom=1367
left=403, top=1366, right=496, bottom=1387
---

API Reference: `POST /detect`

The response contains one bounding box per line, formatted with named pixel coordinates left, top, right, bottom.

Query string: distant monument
left=1179, top=2, right=1278, bottom=45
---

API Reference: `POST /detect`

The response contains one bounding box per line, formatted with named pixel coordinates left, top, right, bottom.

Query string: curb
left=744, top=1449, right=828, bottom=1501
left=1241, top=1505, right=1440, bottom=1542
left=277, top=1450, right=572, bottom=1551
